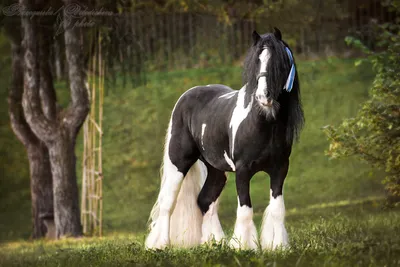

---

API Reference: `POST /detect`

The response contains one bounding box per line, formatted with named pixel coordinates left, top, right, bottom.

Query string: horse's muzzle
left=256, top=94, right=273, bottom=107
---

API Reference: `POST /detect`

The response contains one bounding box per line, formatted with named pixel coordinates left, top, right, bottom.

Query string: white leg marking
left=201, top=123, right=207, bottom=150
left=223, top=151, right=235, bottom=171
left=229, top=85, right=253, bottom=159
left=218, top=91, right=237, bottom=99
left=260, top=190, right=288, bottom=250
left=201, top=199, right=225, bottom=244
left=230, top=198, right=258, bottom=250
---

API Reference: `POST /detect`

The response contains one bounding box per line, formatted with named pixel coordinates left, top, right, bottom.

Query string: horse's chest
left=232, top=127, right=287, bottom=166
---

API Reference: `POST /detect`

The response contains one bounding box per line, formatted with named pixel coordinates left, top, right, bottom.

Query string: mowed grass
left=1, top=57, right=399, bottom=265
left=1, top=201, right=399, bottom=266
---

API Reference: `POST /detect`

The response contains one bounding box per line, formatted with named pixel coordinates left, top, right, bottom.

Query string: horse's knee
left=268, top=195, right=286, bottom=221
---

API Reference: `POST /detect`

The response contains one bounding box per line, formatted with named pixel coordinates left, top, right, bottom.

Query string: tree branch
left=39, top=23, right=58, bottom=121
left=62, top=0, right=90, bottom=138
left=20, top=0, right=57, bottom=144
left=7, top=30, right=38, bottom=147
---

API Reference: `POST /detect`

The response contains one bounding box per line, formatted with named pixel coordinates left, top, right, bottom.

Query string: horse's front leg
left=261, top=160, right=289, bottom=250
left=229, top=167, right=258, bottom=250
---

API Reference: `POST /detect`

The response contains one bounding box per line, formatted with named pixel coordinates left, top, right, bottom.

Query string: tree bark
left=6, top=19, right=54, bottom=239
left=27, top=143, right=54, bottom=238
left=49, top=132, right=82, bottom=237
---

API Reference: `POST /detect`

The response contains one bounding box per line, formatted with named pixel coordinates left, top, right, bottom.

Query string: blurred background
left=0, top=0, right=398, bottom=242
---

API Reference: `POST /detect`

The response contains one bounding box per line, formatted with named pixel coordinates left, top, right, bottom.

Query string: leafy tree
left=324, top=0, right=400, bottom=206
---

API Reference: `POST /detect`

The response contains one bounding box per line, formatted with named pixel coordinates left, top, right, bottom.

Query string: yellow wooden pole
left=98, top=34, right=104, bottom=237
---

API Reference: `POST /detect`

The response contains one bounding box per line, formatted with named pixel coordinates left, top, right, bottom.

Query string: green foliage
left=1, top=202, right=400, bottom=266
left=324, top=4, right=400, bottom=206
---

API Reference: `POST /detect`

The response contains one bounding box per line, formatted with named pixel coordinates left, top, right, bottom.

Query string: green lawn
left=1, top=57, right=399, bottom=266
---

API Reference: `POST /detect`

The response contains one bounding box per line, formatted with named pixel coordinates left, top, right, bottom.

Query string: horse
left=145, top=28, right=304, bottom=250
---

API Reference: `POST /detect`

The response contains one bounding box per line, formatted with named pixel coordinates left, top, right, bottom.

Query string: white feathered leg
left=229, top=198, right=258, bottom=250
left=260, top=190, right=288, bottom=250
left=201, top=199, right=225, bottom=244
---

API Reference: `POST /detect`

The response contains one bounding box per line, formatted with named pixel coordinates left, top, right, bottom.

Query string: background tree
left=324, top=0, right=400, bottom=206
left=20, top=0, right=89, bottom=237
left=3, top=0, right=55, bottom=239
left=5, top=16, right=54, bottom=240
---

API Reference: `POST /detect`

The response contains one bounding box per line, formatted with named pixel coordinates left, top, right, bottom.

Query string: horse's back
left=181, top=84, right=234, bottom=100
left=173, top=84, right=235, bottom=113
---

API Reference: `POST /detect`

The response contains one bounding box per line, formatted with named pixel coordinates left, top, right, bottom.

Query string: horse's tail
left=147, top=122, right=207, bottom=248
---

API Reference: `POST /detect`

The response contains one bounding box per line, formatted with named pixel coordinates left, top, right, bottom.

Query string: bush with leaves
left=324, top=1, right=400, bottom=206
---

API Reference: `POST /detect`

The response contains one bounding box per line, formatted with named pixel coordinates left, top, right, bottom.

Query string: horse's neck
left=238, top=84, right=254, bottom=109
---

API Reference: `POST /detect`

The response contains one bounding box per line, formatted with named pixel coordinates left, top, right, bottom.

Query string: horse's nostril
left=266, top=91, right=270, bottom=97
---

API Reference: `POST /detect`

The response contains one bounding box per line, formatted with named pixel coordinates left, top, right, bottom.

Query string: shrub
left=324, top=1, right=400, bottom=206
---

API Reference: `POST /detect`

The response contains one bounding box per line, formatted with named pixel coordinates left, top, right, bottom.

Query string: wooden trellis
left=81, top=36, right=104, bottom=236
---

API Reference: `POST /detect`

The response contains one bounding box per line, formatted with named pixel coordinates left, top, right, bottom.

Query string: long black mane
left=243, top=32, right=304, bottom=145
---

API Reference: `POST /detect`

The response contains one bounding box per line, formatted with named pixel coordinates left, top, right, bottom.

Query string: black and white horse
left=145, top=28, right=304, bottom=250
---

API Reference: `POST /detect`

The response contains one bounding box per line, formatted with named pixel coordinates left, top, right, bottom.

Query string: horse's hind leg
left=197, top=164, right=227, bottom=244
left=260, top=160, right=289, bottom=250
left=145, top=126, right=199, bottom=249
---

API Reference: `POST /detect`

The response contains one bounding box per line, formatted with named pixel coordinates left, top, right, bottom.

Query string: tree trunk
left=49, top=131, right=82, bottom=237
left=27, top=143, right=54, bottom=238
left=20, top=0, right=87, bottom=238
left=6, top=18, right=54, bottom=239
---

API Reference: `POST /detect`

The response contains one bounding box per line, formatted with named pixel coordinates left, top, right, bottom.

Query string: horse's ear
left=273, top=27, right=282, bottom=41
left=252, top=30, right=261, bottom=45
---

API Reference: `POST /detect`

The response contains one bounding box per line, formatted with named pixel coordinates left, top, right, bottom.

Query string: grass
left=0, top=200, right=399, bottom=266
left=1, top=56, right=399, bottom=265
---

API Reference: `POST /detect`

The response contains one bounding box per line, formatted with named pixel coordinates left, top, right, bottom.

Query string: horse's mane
left=242, top=33, right=305, bottom=145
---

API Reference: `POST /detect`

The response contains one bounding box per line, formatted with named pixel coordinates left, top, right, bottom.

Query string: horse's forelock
left=243, top=34, right=291, bottom=98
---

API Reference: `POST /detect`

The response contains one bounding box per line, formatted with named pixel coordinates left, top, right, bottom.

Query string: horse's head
left=243, top=27, right=296, bottom=119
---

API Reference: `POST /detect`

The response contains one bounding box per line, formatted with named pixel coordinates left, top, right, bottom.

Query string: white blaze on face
left=256, top=48, right=271, bottom=100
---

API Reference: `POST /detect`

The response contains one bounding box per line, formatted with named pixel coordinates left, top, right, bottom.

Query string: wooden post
left=81, top=32, right=104, bottom=237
